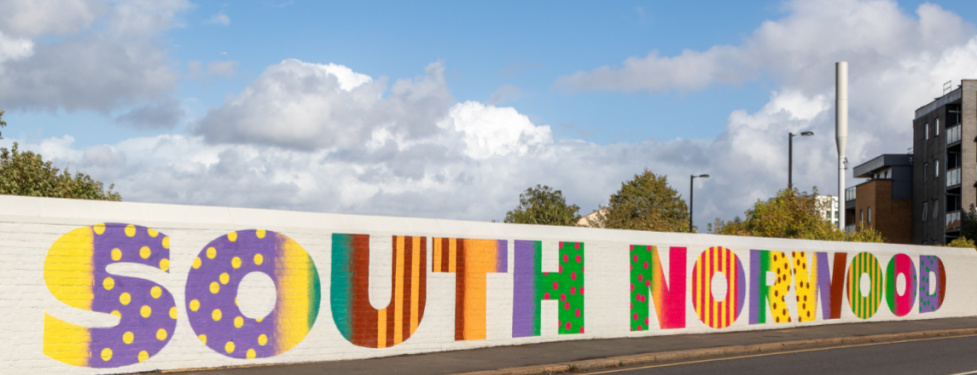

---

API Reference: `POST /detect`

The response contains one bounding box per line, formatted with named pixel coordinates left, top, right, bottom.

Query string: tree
left=504, top=185, right=580, bottom=226
left=958, top=204, right=977, bottom=243
left=710, top=187, right=883, bottom=243
left=0, top=109, right=6, bottom=139
left=595, top=169, right=690, bottom=232
left=946, top=236, right=976, bottom=250
left=0, top=142, right=122, bottom=201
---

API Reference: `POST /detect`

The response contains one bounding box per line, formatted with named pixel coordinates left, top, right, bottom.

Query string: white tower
left=836, top=62, right=848, bottom=231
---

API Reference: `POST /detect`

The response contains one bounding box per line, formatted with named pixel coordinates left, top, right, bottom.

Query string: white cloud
left=207, top=60, right=239, bottom=77
left=193, top=59, right=448, bottom=151
left=0, top=0, right=103, bottom=38
left=13, top=0, right=977, bottom=227
left=487, top=84, right=521, bottom=105
left=438, top=101, right=551, bottom=160
left=0, top=0, right=190, bottom=112
left=0, top=32, right=33, bottom=63
left=556, top=0, right=974, bottom=94
left=206, top=11, right=230, bottom=26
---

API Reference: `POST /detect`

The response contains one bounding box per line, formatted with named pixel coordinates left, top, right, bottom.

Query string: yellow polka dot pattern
left=212, top=309, right=222, bottom=321
left=792, top=251, right=818, bottom=322
left=190, top=299, right=200, bottom=312
left=254, top=253, right=264, bottom=265
left=228, top=232, right=238, bottom=242
left=258, top=334, right=268, bottom=346
left=193, top=257, right=202, bottom=269
left=45, top=223, right=178, bottom=368
left=207, top=247, right=217, bottom=259
left=225, top=341, right=235, bottom=353
left=220, top=273, right=230, bottom=285
left=256, top=229, right=266, bottom=239
left=247, top=349, right=256, bottom=359
left=234, top=316, right=244, bottom=328
left=199, top=334, right=208, bottom=344
left=232, top=257, right=242, bottom=269
left=210, top=282, right=220, bottom=294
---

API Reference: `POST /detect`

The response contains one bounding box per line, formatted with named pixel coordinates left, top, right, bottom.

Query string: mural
left=750, top=250, right=792, bottom=324
left=31, top=213, right=961, bottom=373
left=43, top=223, right=176, bottom=368
left=512, top=241, right=585, bottom=337
left=432, top=238, right=507, bottom=341
left=629, top=245, right=686, bottom=331
left=331, top=234, right=428, bottom=348
left=185, top=230, right=321, bottom=359
left=919, top=255, right=947, bottom=313
left=847, top=252, right=884, bottom=319
left=690, top=246, right=746, bottom=329
left=885, top=254, right=917, bottom=317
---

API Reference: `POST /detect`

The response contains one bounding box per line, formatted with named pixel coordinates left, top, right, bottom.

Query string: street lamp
left=789, top=131, right=814, bottom=189
left=690, top=174, right=709, bottom=233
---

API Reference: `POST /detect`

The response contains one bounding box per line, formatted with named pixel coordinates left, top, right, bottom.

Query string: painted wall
left=1, top=195, right=975, bottom=374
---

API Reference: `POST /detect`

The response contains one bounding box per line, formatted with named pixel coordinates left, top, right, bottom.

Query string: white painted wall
left=0, top=195, right=973, bottom=374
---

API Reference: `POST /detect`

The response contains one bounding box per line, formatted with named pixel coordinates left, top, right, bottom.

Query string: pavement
left=574, top=332, right=977, bottom=374
left=172, top=317, right=977, bottom=375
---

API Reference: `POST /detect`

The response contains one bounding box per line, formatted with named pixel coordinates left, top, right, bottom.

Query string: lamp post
left=788, top=131, right=814, bottom=189
left=690, top=174, right=709, bottom=233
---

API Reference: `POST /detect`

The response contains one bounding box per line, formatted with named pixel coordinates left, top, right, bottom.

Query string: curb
left=455, top=328, right=977, bottom=375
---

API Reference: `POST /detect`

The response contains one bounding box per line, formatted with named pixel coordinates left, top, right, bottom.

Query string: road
left=579, top=334, right=977, bottom=375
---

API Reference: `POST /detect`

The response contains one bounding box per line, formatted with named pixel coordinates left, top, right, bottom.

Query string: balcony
left=845, top=224, right=856, bottom=234
left=947, top=167, right=961, bottom=187
left=947, top=211, right=962, bottom=232
left=845, top=186, right=856, bottom=202
left=947, top=125, right=962, bottom=145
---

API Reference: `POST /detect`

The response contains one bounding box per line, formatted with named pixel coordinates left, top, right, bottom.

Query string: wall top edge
left=0, top=195, right=952, bottom=253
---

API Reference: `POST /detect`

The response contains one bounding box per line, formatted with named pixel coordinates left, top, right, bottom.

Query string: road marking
left=581, top=334, right=977, bottom=374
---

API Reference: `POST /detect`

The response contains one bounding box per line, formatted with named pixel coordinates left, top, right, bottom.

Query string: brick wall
left=2, top=195, right=975, bottom=374
left=856, top=180, right=913, bottom=244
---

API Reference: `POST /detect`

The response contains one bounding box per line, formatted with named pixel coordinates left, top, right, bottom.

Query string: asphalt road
left=579, top=334, right=977, bottom=375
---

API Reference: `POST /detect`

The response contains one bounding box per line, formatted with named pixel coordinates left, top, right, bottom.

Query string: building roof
left=915, top=86, right=961, bottom=119
left=852, top=154, right=912, bottom=178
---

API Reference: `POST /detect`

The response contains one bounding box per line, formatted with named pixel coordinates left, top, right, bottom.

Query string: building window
left=936, top=118, right=940, bottom=136
left=924, top=163, right=928, bottom=181
left=860, top=209, right=864, bottom=223
left=923, top=202, right=928, bottom=220
left=933, top=199, right=939, bottom=220
left=936, top=160, right=940, bottom=178
left=867, top=207, right=872, bottom=225
left=925, top=123, right=929, bottom=140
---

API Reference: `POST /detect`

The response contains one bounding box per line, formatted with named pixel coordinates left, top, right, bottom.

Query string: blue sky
left=3, top=0, right=977, bottom=225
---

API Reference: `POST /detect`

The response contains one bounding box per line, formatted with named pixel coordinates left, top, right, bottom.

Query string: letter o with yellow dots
left=185, top=230, right=321, bottom=359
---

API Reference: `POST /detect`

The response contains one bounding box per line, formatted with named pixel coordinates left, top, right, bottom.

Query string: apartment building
left=912, top=81, right=977, bottom=245
left=843, top=154, right=913, bottom=244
